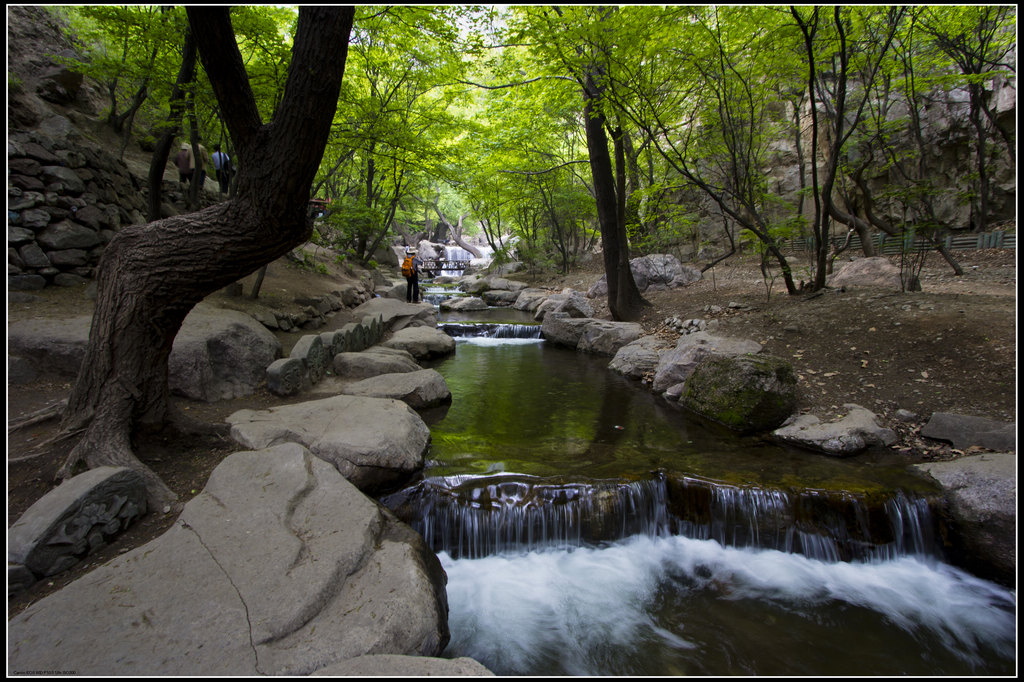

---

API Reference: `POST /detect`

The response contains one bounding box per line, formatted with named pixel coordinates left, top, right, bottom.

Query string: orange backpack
left=401, top=255, right=415, bottom=278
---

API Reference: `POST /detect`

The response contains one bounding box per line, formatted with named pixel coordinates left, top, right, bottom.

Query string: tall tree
left=791, top=5, right=904, bottom=290
left=55, top=6, right=356, bottom=509
left=509, top=6, right=647, bottom=319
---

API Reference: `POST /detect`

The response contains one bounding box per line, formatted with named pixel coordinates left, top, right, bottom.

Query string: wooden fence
left=783, top=231, right=1015, bottom=255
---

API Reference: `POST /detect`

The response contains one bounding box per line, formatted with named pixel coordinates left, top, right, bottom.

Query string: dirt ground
left=6, top=244, right=1017, bottom=615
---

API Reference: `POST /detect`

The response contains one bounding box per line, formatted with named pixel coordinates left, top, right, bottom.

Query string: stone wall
left=8, top=128, right=151, bottom=290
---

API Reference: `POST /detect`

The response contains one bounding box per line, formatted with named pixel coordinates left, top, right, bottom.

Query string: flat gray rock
left=351, top=298, right=437, bottom=332
left=541, top=314, right=643, bottom=357
left=338, top=369, right=452, bottom=411
left=379, top=326, right=457, bottom=361
left=226, top=395, right=430, bottom=494
left=608, top=336, right=668, bottom=381
left=333, top=348, right=422, bottom=379
left=7, top=444, right=450, bottom=676
left=772, top=404, right=897, bottom=456
left=312, top=654, right=493, bottom=676
left=920, top=412, right=1016, bottom=452
left=7, top=314, right=92, bottom=377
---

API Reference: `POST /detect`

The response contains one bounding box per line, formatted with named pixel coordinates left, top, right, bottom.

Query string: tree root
left=7, top=399, right=68, bottom=433
left=58, top=425, right=181, bottom=515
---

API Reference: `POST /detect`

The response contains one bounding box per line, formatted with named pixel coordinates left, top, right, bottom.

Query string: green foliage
left=51, top=5, right=1015, bottom=277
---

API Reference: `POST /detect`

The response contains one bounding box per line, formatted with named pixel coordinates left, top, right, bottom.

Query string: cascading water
left=391, top=288, right=1017, bottom=676
left=439, top=322, right=542, bottom=340
left=441, top=245, right=475, bottom=277
left=386, top=473, right=671, bottom=559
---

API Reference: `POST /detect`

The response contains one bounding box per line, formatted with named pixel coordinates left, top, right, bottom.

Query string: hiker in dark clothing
left=403, top=249, right=423, bottom=303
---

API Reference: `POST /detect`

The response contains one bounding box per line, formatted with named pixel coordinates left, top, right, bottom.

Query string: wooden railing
left=783, top=231, right=1015, bottom=255
left=419, top=259, right=471, bottom=274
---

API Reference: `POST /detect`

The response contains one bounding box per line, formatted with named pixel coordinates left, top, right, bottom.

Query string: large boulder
left=919, top=413, right=1016, bottom=452
left=652, top=332, right=763, bottom=396
left=379, top=326, right=457, bottom=361
left=339, top=369, right=452, bottom=411
left=541, top=313, right=643, bottom=357
left=440, top=296, right=488, bottom=312
left=7, top=304, right=282, bottom=402
left=351, top=298, right=437, bottom=332
left=7, top=314, right=92, bottom=377
left=827, top=257, right=907, bottom=290
left=679, top=354, right=798, bottom=434
left=7, top=444, right=452, bottom=675
left=587, top=254, right=701, bottom=298
left=333, top=348, right=423, bottom=379
left=577, top=319, right=644, bottom=356
left=169, top=303, right=283, bottom=401
left=533, top=289, right=594, bottom=321
left=226, top=395, right=430, bottom=494
left=461, top=275, right=526, bottom=296
left=915, top=453, right=1016, bottom=586
left=8, top=467, right=147, bottom=593
left=771, top=404, right=897, bottom=456
left=512, top=288, right=553, bottom=312
left=608, top=336, right=669, bottom=382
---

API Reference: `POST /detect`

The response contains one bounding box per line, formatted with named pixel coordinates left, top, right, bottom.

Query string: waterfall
left=442, top=245, right=476, bottom=277
left=667, top=477, right=938, bottom=562
left=440, top=322, right=543, bottom=339
left=385, top=474, right=671, bottom=559
left=385, top=472, right=940, bottom=562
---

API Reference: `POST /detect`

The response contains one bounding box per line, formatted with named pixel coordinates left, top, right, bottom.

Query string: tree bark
left=58, top=6, right=356, bottom=510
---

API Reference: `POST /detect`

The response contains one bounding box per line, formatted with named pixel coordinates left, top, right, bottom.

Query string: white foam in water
left=456, top=336, right=545, bottom=347
left=440, top=535, right=1017, bottom=676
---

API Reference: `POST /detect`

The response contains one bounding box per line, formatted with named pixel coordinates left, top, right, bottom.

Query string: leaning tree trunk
left=57, top=6, right=356, bottom=510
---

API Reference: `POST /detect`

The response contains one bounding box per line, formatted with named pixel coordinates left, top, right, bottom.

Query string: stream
left=383, top=292, right=1016, bottom=676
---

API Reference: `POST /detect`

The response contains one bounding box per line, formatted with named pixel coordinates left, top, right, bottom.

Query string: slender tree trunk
left=58, top=7, right=356, bottom=509
left=967, top=84, right=990, bottom=232
left=147, top=29, right=197, bottom=222
left=583, top=95, right=646, bottom=321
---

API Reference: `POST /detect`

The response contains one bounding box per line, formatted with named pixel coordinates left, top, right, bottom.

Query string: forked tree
left=54, top=7, right=356, bottom=510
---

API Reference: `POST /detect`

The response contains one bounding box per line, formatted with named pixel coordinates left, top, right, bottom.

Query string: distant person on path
left=196, top=142, right=211, bottom=191
left=174, top=143, right=194, bottom=189
left=403, top=249, right=423, bottom=304
left=211, top=144, right=232, bottom=194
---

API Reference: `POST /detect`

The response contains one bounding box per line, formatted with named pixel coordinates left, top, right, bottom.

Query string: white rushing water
left=440, top=535, right=1017, bottom=676
left=455, top=336, right=545, bottom=347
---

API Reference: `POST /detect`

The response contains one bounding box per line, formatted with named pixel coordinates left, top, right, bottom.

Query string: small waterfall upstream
left=393, top=290, right=1016, bottom=676
left=439, top=322, right=542, bottom=340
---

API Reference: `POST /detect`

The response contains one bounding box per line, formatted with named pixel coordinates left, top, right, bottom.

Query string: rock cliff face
left=6, top=6, right=199, bottom=292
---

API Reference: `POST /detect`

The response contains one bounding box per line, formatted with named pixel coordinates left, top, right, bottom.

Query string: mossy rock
left=680, top=354, right=797, bottom=434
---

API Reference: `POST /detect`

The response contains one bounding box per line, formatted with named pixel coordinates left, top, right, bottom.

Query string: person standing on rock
left=211, top=144, right=232, bottom=194
left=403, top=248, right=423, bottom=304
